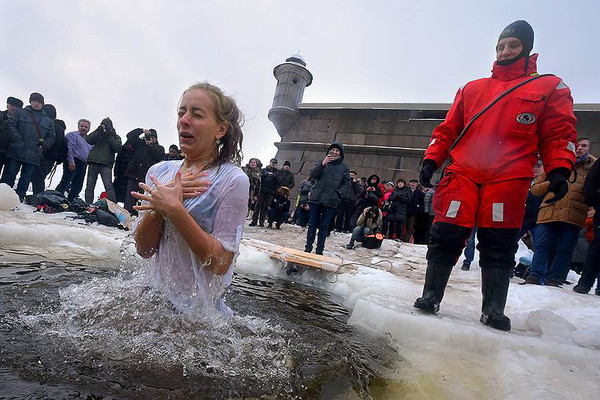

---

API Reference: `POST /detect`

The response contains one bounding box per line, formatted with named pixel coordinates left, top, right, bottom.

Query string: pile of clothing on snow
left=24, top=189, right=133, bottom=230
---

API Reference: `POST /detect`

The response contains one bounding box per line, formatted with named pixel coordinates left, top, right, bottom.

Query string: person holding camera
left=346, top=198, right=382, bottom=250
left=356, top=174, right=383, bottom=215
left=84, top=117, right=122, bottom=204
left=304, top=141, right=350, bottom=255
left=267, top=186, right=291, bottom=229
left=123, top=128, right=165, bottom=213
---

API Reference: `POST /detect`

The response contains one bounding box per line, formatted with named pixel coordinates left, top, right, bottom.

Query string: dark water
left=0, top=262, right=401, bottom=399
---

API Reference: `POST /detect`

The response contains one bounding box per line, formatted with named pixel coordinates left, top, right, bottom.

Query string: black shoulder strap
left=26, top=109, right=43, bottom=141
left=447, top=73, right=555, bottom=153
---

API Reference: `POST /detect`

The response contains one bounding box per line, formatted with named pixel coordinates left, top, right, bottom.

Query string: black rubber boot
left=414, top=262, right=453, bottom=313
left=480, top=267, right=512, bottom=331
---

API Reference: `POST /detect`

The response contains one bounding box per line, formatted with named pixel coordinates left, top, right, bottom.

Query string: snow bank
left=2, top=210, right=599, bottom=398
left=0, top=183, right=19, bottom=210
left=0, top=209, right=128, bottom=266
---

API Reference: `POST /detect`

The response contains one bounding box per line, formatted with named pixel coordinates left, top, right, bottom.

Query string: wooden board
left=242, top=238, right=348, bottom=272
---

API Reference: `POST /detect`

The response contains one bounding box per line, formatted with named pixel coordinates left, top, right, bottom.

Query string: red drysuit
left=424, top=54, right=577, bottom=228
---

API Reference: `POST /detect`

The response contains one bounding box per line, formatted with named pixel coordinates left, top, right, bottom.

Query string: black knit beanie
left=497, top=20, right=534, bottom=66
left=29, top=92, right=45, bottom=105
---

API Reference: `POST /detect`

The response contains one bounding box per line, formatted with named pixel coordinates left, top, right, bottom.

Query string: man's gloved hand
left=419, top=160, right=438, bottom=188
left=545, top=167, right=571, bottom=204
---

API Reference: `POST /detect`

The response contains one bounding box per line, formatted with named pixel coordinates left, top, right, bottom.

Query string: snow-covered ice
left=1, top=208, right=599, bottom=399
left=0, top=183, right=20, bottom=211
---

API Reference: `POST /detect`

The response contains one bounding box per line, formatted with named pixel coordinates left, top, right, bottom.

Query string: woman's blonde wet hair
left=181, top=82, right=244, bottom=168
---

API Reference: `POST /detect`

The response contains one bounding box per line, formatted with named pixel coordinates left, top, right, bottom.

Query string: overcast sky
left=1, top=0, right=598, bottom=166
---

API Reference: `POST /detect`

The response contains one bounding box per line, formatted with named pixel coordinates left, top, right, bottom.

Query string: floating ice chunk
left=572, top=326, right=600, bottom=349
left=526, top=310, right=576, bottom=343
left=236, top=244, right=281, bottom=277
left=0, top=183, right=19, bottom=210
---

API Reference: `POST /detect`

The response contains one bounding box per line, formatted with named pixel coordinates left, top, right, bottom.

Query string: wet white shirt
left=134, top=160, right=249, bottom=316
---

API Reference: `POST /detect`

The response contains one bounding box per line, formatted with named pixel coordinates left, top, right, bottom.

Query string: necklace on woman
left=183, top=158, right=211, bottom=175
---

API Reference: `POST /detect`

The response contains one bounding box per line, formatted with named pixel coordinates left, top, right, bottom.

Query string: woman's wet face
left=177, top=89, right=227, bottom=159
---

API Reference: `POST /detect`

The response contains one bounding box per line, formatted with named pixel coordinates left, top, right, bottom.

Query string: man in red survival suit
left=414, top=20, right=577, bottom=331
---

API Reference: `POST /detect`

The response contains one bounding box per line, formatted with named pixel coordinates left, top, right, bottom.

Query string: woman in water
left=132, top=82, right=249, bottom=316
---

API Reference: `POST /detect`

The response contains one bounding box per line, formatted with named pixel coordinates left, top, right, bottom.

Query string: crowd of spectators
left=243, top=136, right=599, bottom=295
left=243, top=143, right=433, bottom=248
left=0, top=94, right=182, bottom=210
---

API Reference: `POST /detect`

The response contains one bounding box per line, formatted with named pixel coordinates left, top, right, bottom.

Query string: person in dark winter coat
left=381, top=182, right=395, bottom=237
left=277, top=160, right=295, bottom=189
left=403, top=179, right=425, bottom=242
left=295, top=177, right=313, bottom=227
left=0, top=97, right=23, bottom=176
left=386, top=178, right=411, bottom=240
left=335, top=170, right=363, bottom=233
left=165, top=144, right=184, bottom=160
left=574, top=158, right=600, bottom=295
left=84, top=118, right=122, bottom=204
left=31, top=104, right=67, bottom=194
left=112, top=133, right=136, bottom=203
left=123, top=128, right=165, bottom=212
left=423, top=183, right=437, bottom=244
left=267, top=186, right=291, bottom=229
left=518, top=160, right=545, bottom=244
left=304, top=141, right=350, bottom=255
left=357, top=174, right=383, bottom=216
left=1, top=93, right=55, bottom=201
left=250, top=158, right=281, bottom=227
left=242, top=157, right=261, bottom=212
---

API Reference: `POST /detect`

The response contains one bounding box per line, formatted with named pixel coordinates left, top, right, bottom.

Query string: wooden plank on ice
left=242, top=238, right=343, bottom=272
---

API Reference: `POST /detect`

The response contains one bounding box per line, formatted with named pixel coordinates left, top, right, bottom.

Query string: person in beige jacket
left=524, top=138, right=596, bottom=286
left=345, top=203, right=382, bottom=250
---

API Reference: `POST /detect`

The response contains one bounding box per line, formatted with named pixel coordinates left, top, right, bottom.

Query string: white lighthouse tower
left=268, top=54, right=313, bottom=138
